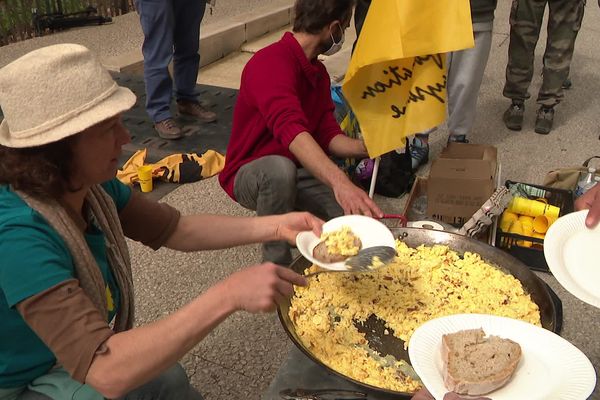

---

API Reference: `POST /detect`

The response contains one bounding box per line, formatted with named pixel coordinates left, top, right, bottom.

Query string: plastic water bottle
left=575, top=167, right=597, bottom=197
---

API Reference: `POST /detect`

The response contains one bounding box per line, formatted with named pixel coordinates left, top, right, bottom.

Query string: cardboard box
left=403, top=176, right=495, bottom=244
left=427, top=143, right=498, bottom=227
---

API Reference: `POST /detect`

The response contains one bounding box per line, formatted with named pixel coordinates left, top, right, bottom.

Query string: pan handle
left=544, top=282, right=563, bottom=334
left=279, top=388, right=367, bottom=400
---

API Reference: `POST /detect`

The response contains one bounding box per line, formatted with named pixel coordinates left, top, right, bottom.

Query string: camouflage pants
left=503, top=0, right=586, bottom=107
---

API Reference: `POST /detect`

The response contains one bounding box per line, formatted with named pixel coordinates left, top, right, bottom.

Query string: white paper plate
left=296, top=215, right=395, bottom=271
left=409, top=314, right=596, bottom=400
left=544, top=210, right=600, bottom=308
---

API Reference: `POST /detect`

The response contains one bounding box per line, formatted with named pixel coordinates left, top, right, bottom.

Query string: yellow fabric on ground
left=117, top=149, right=225, bottom=185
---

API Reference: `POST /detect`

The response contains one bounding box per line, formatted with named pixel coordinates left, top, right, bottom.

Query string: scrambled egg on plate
left=289, top=240, right=541, bottom=393
left=321, top=225, right=361, bottom=257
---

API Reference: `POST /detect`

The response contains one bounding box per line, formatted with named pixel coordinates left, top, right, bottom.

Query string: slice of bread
left=442, top=328, right=521, bottom=396
left=312, top=236, right=362, bottom=263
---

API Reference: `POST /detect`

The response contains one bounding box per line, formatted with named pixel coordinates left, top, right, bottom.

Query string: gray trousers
left=446, top=22, right=493, bottom=136
left=234, top=155, right=344, bottom=265
left=16, top=364, right=202, bottom=400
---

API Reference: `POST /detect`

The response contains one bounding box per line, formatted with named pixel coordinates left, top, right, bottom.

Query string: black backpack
left=355, top=139, right=415, bottom=198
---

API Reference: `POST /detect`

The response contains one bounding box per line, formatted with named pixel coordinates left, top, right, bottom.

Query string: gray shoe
left=535, top=107, right=554, bottom=135
left=154, top=118, right=182, bottom=140
left=503, top=101, right=525, bottom=131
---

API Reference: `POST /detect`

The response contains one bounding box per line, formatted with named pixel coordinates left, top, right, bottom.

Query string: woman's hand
left=411, top=388, right=491, bottom=400
left=274, top=212, right=324, bottom=244
left=223, top=263, right=307, bottom=313
left=575, top=183, right=600, bottom=228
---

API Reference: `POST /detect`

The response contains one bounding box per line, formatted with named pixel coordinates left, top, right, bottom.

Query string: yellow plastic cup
left=531, top=232, right=545, bottom=249
left=508, top=220, right=523, bottom=235
left=508, top=220, right=523, bottom=249
left=508, top=197, right=560, bottom=219
left=533, top=216, right=549, bottom=234
left=533, top=215, right=558, bottom=234
left=517, top=223, right=534, bottom=248
left=500, top=210, right=518, bottom=232
left=137, top=165, right=153, bottom=193
left=518, top=215, right=534, bottom=229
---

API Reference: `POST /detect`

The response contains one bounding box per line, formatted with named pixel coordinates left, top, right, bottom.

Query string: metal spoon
left=305, top=246, right=396, bottom=278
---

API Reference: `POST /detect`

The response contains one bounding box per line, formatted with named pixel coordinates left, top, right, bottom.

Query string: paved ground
left=2, top=1, right=600, bottom=399
left=0, top=0, right=292, bottom=68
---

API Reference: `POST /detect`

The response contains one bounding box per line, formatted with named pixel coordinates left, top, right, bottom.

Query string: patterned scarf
left=16, top=184, right=134, bottom=332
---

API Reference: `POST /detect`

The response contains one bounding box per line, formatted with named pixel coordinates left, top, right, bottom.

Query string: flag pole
left=368, top=157, right=380, bottom=199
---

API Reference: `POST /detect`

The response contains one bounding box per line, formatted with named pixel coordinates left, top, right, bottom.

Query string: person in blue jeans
left=135, top=0, right=217, bottom=140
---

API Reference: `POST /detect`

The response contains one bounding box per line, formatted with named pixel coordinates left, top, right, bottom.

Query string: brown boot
left=154, top=118, right=182, bottom=140
left=177, top=100, right=217, bottom=122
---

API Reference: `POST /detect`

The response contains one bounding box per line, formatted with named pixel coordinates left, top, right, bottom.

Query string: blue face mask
left=322, top=23, right=345, bottom=56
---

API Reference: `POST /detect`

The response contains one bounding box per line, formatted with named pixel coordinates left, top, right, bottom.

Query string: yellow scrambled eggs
left=321, top=226, right=360, bottom=256
left=288, top=240, right=541, bottom=393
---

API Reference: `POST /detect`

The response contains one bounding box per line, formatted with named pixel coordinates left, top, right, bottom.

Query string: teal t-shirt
left=0, top=179, right=131, bottom=389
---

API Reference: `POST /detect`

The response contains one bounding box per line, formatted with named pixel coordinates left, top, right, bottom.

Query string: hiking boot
left=562, top=78, right=572, bottom=90
left=409, top=141, right=429, bottom=170
left=448, top=134, right=469, bottom=143
left=503, top=101, right=525, bottom=131
left=535, top=106, right=555, bottom=135
left=177, top=100, right=217, bottom=122
left=154, top=118, right=182, bottom=140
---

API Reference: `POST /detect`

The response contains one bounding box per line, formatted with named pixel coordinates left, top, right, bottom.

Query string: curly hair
left=293, top=0, right=355, bottom=34
left=0, top=136, right=78, bottom=200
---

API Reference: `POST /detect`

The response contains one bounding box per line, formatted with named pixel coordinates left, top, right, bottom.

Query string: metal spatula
left=305, top=246, right=396, bottom=277
left=279, top=388, right=367, bottom=400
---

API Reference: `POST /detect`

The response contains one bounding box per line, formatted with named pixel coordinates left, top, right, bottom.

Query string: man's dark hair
left=0, top=136, right=78, bottom=199
left=293, top=0, right=355, bottom=34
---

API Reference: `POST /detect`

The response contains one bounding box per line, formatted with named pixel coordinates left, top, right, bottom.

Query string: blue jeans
left=135, top=0, right=207, bottom=123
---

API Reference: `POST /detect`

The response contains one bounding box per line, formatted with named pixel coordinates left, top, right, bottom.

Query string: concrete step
left=197, top=51, right=253, bottom=89
left=240, top=27, right=289, bottom=53
left=103, top=2, right=294, bottom=75
left=197, top=19, right=358, bottom=89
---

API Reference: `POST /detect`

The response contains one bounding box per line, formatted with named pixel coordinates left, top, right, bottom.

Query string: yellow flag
left=343, top=0, right=474, bottom=158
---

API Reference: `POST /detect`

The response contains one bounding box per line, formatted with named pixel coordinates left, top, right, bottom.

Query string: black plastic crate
left=495, top=180, right=574, bottom=272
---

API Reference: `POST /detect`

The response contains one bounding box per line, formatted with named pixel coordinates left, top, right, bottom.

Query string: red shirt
left=219, top=32, right=343, bottom=200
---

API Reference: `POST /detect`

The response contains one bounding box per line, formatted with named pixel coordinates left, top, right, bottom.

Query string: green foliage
left=0, top=0, right=131, bottom=46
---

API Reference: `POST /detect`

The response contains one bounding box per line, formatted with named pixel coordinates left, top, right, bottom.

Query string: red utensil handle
left=379, top=214, right=408, bottom=227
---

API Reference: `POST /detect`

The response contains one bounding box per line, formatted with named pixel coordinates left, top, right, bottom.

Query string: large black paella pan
left=277, top=228, right=563, bottom=399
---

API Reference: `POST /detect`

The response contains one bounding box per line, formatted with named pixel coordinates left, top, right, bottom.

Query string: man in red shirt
left=219, top=0, right=383, bottom=265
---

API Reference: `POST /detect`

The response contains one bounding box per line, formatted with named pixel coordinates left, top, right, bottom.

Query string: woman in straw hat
left=0, top=44, right=322, bottom=400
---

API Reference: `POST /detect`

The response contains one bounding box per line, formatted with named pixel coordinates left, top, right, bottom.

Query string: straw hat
left=0, top=44, right=136, bottom=148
